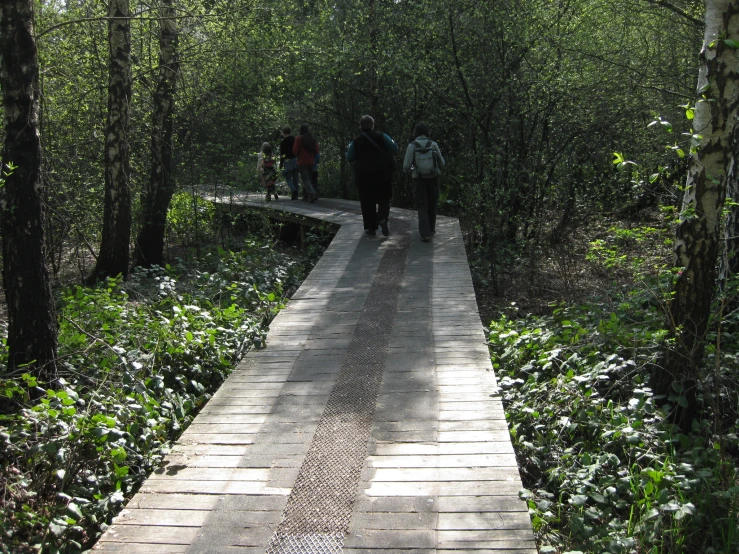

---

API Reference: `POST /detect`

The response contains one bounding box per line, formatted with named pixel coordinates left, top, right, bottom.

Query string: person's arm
left=382, top=134, right=399, bottom=154
left=433, top=143, right=446, bottom=168
left=402, top=143, right=414, bottom=172
left=278, top=139, right=286, bottom=168
left=346, top=140, right=356, bottom=163
left=292, top=136, right=300, bottom=156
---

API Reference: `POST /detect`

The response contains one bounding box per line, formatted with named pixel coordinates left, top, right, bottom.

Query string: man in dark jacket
left=346, top=115, right=399, bottom=236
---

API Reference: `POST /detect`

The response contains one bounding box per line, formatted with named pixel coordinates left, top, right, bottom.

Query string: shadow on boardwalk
left=93, top=197, right=536, bottom=553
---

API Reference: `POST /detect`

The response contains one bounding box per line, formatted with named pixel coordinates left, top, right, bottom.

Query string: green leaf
left=724, top=39, right=739, bottom=49
left=48, top=519, right=67, bottom=537
left=676, top=502, right=696, bottom=520
left=66, top=503, right=83, bottom=521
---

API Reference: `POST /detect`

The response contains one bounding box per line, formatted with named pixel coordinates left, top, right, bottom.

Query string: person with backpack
left=257, top=142, right=278, bottom=201
left=279, top=126, right=300, bottom=200
left=403, top=122, right=445, bottom=242
left=346, top=115, right=399, bottom=237
left=292, top=124, right=319, bottom=203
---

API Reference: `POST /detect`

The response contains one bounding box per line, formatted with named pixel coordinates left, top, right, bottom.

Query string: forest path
left=93, top=193, right=536, bottom=553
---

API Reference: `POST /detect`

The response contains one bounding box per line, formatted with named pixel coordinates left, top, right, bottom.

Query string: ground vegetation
left=0, top=0, right=737, bottom=552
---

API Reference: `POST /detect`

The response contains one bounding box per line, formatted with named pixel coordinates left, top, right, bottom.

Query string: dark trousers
left=412, top=177, right=439, bottom=238
left=298, top=165, right=317, bottom=196
left=359, top=186, right=390, bottom=231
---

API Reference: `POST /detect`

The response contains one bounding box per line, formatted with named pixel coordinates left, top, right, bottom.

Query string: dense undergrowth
left=0, top=230, right=329, bottom=553
left=486, top=223, right=739, bottom=553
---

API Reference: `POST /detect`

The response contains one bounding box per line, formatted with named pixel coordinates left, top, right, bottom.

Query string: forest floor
left=471, top=207, right=673, bottom=327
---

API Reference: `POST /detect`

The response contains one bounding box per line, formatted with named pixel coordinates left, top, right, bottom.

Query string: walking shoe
left=274, top=193, right=279, bottom=200
left=302, top=196, right=310, bottom=202
left=379, top=218, right=389, bottom=236
left=421, top=236, right=430, bottom=242
left=309, top=194, right=318, bottom=203
left=366, top=229, right=376, bottom=237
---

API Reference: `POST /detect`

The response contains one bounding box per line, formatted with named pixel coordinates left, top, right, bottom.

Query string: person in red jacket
left=292, top=124, right=319, bottom=202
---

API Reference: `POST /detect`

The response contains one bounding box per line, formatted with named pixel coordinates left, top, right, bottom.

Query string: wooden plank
left=438, top=430, right=511, bottom=442
left=363, top=481, right=523, bottom=497
left=93, top=543, right=188, bottom=552
left=373, top=443, right=515, bottom=456
left=97, top=525, right=198, bottom=544
left=367, top=454, right=519, bottom=468
left=437, top=529, right=537, bottom=546
left=140, top=480, right=291, bottom=495
left=113, top=508, right=209, bottom=527
left=185, top=424, right=262, bottom=434
left=438, top=495, right=529, bottom=513
left=367, top=467, right=521, bottom=482
left=438, top=511, right=533, bottom=530
left=178, top=433, right=256, bottom=445
left=124, top=493, right=221, bottom=510
left=153, top=467, right=298, bottom=481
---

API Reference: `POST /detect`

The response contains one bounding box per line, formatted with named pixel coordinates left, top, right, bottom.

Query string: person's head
left=413, top=122, right=430, bottom=139
left=282, top=126, right=291, bottom=136
left=298, top=124, right=317, bottom=152
left=261, top=142, right=272, bottom=156
left=360, top=115, right=374, bottom=131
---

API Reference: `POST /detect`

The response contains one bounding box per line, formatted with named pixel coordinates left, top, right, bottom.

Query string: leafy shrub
left=0, top=237, right=326, bottom=553
left=490, top=297, right=739, bottom=554
left=166, top=192, right=217, bottom=246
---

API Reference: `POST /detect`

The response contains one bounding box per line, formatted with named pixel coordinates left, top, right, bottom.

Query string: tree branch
left=642, top=0, right=703, bottom=28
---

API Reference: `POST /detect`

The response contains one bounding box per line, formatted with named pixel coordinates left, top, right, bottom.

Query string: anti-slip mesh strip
left=266, top=221, right=410, bottom=554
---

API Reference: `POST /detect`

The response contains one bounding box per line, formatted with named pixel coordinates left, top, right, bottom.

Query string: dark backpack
left=413, top=139, right=438, bottom=179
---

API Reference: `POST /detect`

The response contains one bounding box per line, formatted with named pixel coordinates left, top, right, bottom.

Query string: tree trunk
left=90, top=0, right=132, bottom=281
left=135, top=0, right=179, bottom=268
left=0, top=0, right=58, bottom=379
left=368, top=0, right=379, bottom=117
left=659, top=0, right=739, bottom=429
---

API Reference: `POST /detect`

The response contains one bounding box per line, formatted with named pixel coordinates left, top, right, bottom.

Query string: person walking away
left=293, top=124, right=319, bottom=202
left=346, top=115, right=399, bottom=237
left=403, top=122, right=445, bottom=241
left=257, top=142, right=279, bottom=201
left=279, top=126, right=300, bottom=200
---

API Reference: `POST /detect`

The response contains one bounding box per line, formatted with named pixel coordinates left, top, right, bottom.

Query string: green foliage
left=0, top=238, right=323, bottom=553
left=587, top=222, right=674, bottom=277
left=490, top=297, right=739, bottom=553
left=166, top=192, right=217, bottom=246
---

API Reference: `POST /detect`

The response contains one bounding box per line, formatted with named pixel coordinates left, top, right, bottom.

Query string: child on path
left=257, top=142, right=279, bottom=201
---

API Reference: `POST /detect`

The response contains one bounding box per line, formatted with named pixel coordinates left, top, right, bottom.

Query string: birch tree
left=0, top=0, right=58, bottom=378
left=660, top=0, right=739, bottom=427
left=135, top=0, right=180, bottom=268
left=89, top=0, right=132, bottom=281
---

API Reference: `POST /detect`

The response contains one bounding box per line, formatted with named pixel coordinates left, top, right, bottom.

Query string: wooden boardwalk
left=93, top=195, right=536, bottom=553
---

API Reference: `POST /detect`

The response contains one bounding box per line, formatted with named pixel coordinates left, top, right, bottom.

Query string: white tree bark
left=664, top=0, right=739, bottom=426
left=91, top=0, right=132, bottom=281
